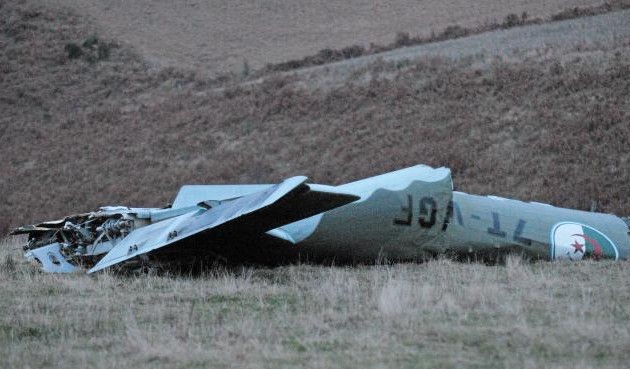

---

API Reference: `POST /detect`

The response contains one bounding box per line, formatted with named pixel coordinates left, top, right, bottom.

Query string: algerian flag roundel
left=550, top=222, right=619, bottom=261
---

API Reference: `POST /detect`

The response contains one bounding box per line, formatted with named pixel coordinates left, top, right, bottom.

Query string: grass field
left=2, top=237, right=630, bottom=368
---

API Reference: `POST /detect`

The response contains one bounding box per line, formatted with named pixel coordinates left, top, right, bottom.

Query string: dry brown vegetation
left=45, top=0, right=613, bottom=75
left=1, top=0, right=630, bottom=233
left=263, top=1, right=630, bottom=73
left=2, top=237, right=630, bottom=368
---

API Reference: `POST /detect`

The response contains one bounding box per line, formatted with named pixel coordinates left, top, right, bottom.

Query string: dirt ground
left=45, top=0, right=606, bottom=75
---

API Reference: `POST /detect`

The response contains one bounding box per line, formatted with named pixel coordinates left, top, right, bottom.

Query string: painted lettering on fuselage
left=393, top=194, right=438, bottom=229
left=452, top=201, right=533, bottom=246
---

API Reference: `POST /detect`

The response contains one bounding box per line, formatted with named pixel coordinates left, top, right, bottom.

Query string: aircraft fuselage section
left=444, top=192, right=630, bottom=261
left=291, top=172, right=452, bottom=262
left=12, top=164, right=630, bottom=272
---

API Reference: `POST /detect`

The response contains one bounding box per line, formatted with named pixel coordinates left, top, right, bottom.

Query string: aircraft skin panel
left=172, top=185, right=273, bottom=208
left=271, top=214, right=324, bottom=244
left=445, top=192, right=630, bottom=260
left=25, top=243, right=79, bottom=273
left=88, top=210, right=200, bottom=273
left=274, top=165, right=452, bottom=246
left=336, top=165, right=451, bottom=201
left=286, top=169, right=453, bottom=262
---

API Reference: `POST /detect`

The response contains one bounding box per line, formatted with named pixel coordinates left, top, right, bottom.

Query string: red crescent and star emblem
left=551, top=223, right=619, bottom=261
left=571, top=239, right=584, bottom=254
left=572, top=233, right=603, bottom=258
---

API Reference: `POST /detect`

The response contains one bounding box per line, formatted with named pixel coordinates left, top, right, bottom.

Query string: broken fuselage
left=11, top=165, right=630, bottom=273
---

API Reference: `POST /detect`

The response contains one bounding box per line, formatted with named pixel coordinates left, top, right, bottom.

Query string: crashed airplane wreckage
left=11, top=165, right=630, bottom=273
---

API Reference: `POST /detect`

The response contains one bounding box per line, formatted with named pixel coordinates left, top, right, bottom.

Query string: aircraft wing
left=88, top=176, right=359, bottom=273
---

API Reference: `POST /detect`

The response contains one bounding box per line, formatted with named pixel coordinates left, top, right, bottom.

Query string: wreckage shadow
left=122, top=232, right=538, bottom=276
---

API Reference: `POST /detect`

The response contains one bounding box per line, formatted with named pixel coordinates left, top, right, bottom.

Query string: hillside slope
left=47, top=0, right=608, bottom=75
left=1, top=1, right=629, bottom=233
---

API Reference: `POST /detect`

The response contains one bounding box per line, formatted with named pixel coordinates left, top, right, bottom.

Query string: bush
left=440, top=25, right=469, bottom=40
left=551, top=7, right=596, bottom=21
left=82, top=34, right=99, bottom=48
left=395, top=32, right=411, bottom=47
left=241, top=59, right=250, bottom=77
left=340, top=45, right=365, bottom=59
left=318, top=48, right=335, bottom=62
left=503, top=13, right=521, bottom=28
left=64, top=43, right=83, bottom=59
left=64, top=35, right=113, bottom=62
left=97, top=42, right=110, bottom=60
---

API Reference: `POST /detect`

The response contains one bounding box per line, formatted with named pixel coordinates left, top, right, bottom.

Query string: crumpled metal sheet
left=25, top=243, right=79, bottom=273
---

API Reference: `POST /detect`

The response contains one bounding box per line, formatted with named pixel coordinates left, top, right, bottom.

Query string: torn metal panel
left=25, top=243, right=79, bottom=273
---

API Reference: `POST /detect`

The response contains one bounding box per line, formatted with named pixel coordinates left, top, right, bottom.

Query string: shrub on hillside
left=503, top=13, right=522, bottom=28
left=394, top=32, right=412, bottom=47
left=439, top=25, right=469, bottom=40
left=82, top=34, right=99, bottom=48
left=97, top=42, right=111, bottom=60
left=64, top=34, right=114, bottom=62
left=64, top=42, right=82, bottom=59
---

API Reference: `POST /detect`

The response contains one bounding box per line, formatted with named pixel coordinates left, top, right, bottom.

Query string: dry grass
left=2, top=237, right=630, bottom=368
